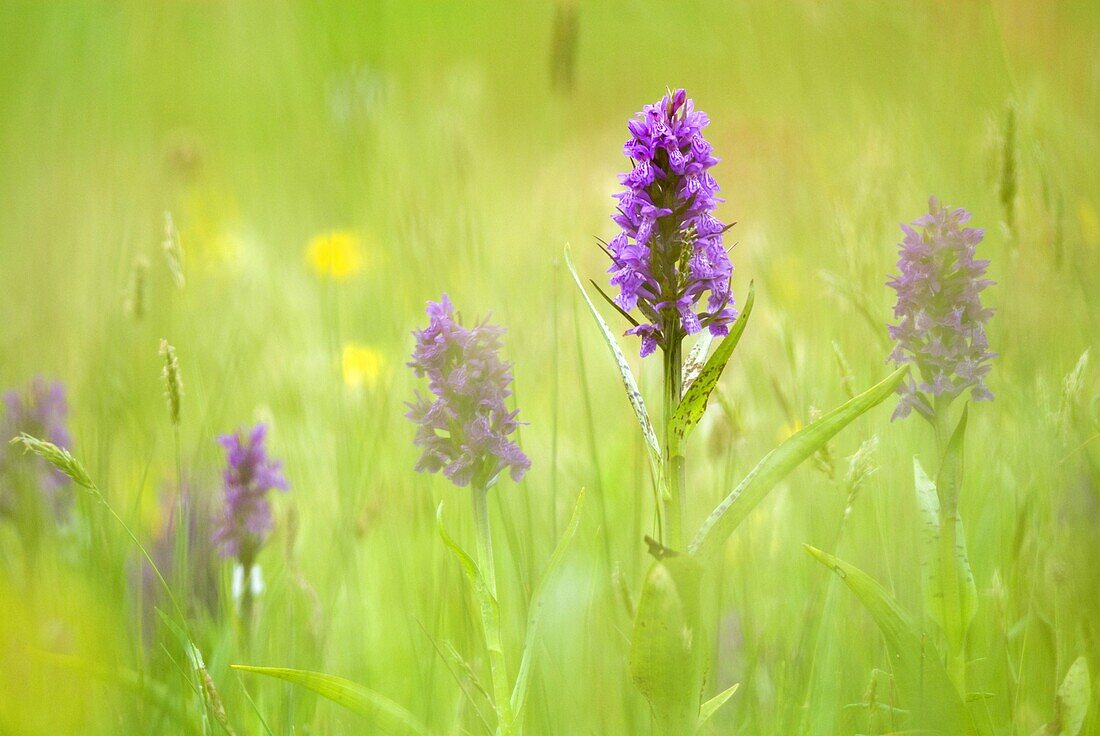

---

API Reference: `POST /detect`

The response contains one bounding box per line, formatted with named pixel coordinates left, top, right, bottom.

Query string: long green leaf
left=564, top=243, right=662, bottom=478
left=435, top=502, right=493, bottom=605
left=689, top=366, right=907, bottom=564
left=630, top=555, right=704, bottom=736
left=934, top=406, right=977, bottom=654
left=914, top=458, right=947, bottom=632
left=803, top=546, right=974, bottom=735
left=935, top=403, right=968, bottom=511
left=914, top=457, right=976, bottom=654
left=511, top=488, right=586, bottom=716
left=670, top=283, right=755, bottom=450
left=231, top=666, right=434, bottom=736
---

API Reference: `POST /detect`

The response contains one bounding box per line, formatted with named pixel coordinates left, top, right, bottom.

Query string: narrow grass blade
left=231, top=666, right=434, bottom=736
left=803, top=545, right=974, bottom=735
left=690, top=366, right=907, bottom=564
left=413, top=618, right=494, bottom=734
left=156, top=610, right=236, bottom=735
left=43, top=653, right=202, bottom=736
left=234, top=672, right=276, bottom=736
left=11, top=434, right=217, bottom=731
left=698, top=682, right=740, bottom=729
left=565, top=243, right=662, bottom=478
left=511, top=488, right=586, bottom=716
left=629, top=555, right=704, bottom=736
left=670, top=283, right=755, bottom=449
left=435, top=502, right=507, bottom=724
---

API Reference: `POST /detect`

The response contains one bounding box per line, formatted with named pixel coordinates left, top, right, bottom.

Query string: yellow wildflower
left=179, top=183, right=243, bottom=270
left=777, top=418, right=803, bottom=443
left=306, top=230, right=363, bottom=280
left=1079, top=199, right=1099, bottom=246
left=342, top=343, right=385, bottom=390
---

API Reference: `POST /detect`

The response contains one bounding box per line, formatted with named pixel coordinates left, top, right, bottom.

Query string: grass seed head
left=159, top=339, right=183, bottom=425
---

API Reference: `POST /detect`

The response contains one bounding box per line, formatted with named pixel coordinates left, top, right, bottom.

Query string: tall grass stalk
left=162, top=340, right=189, bottom=620
left=9, top=434, right=220, bottom=728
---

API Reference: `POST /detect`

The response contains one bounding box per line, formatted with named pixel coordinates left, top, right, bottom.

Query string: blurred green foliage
left=0, top=1, right=1097, bottom=734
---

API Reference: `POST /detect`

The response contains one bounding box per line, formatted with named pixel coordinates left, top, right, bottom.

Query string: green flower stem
left=471, top=483, right=515, bottom=735
left=663, top=339, right=685, bottom=550
left=239, top=559, right=255, bottom=659
left=933, top=396, right=966, bottom=692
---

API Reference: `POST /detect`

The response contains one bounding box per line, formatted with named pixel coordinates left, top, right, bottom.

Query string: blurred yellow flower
left=208, top=231, right=244, bottom=267
left=342, top=343, right=385, bottom=390
left=1078, top=199, right=1099, bottom=246
left=179, top=183, right=243, bottom=270
left=777, top=418, right=803, bottom=443
left=307, top=230, right=363, bottom=280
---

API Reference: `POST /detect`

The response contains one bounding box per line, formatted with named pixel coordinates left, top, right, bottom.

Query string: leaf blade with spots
left=670, top=283, right=755, bottom=450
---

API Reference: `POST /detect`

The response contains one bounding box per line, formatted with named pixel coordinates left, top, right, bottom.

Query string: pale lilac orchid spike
left=406, top=294, right=530, bottom=488
left=887, top=197, right=996, bottom=420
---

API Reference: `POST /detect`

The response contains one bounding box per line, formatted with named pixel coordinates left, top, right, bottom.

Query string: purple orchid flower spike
left=607, top=88, right=737, bottom=357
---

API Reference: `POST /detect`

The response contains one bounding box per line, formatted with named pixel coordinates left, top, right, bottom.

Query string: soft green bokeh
left=0, top=1, right=1097, bottom=734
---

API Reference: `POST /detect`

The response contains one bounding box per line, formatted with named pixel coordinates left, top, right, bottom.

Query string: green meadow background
left=1, top=1, right=1098, bottom=734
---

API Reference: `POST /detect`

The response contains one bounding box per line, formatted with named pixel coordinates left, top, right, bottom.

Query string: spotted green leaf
left=630, top=554, right=704, bottom=736
left=681, top=333, right=714, bottom=395
left=669, top=283, right=755, bottom=451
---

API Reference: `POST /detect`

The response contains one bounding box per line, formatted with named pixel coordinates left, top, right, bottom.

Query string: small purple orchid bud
left=213, top=423, right=289, bottom=564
